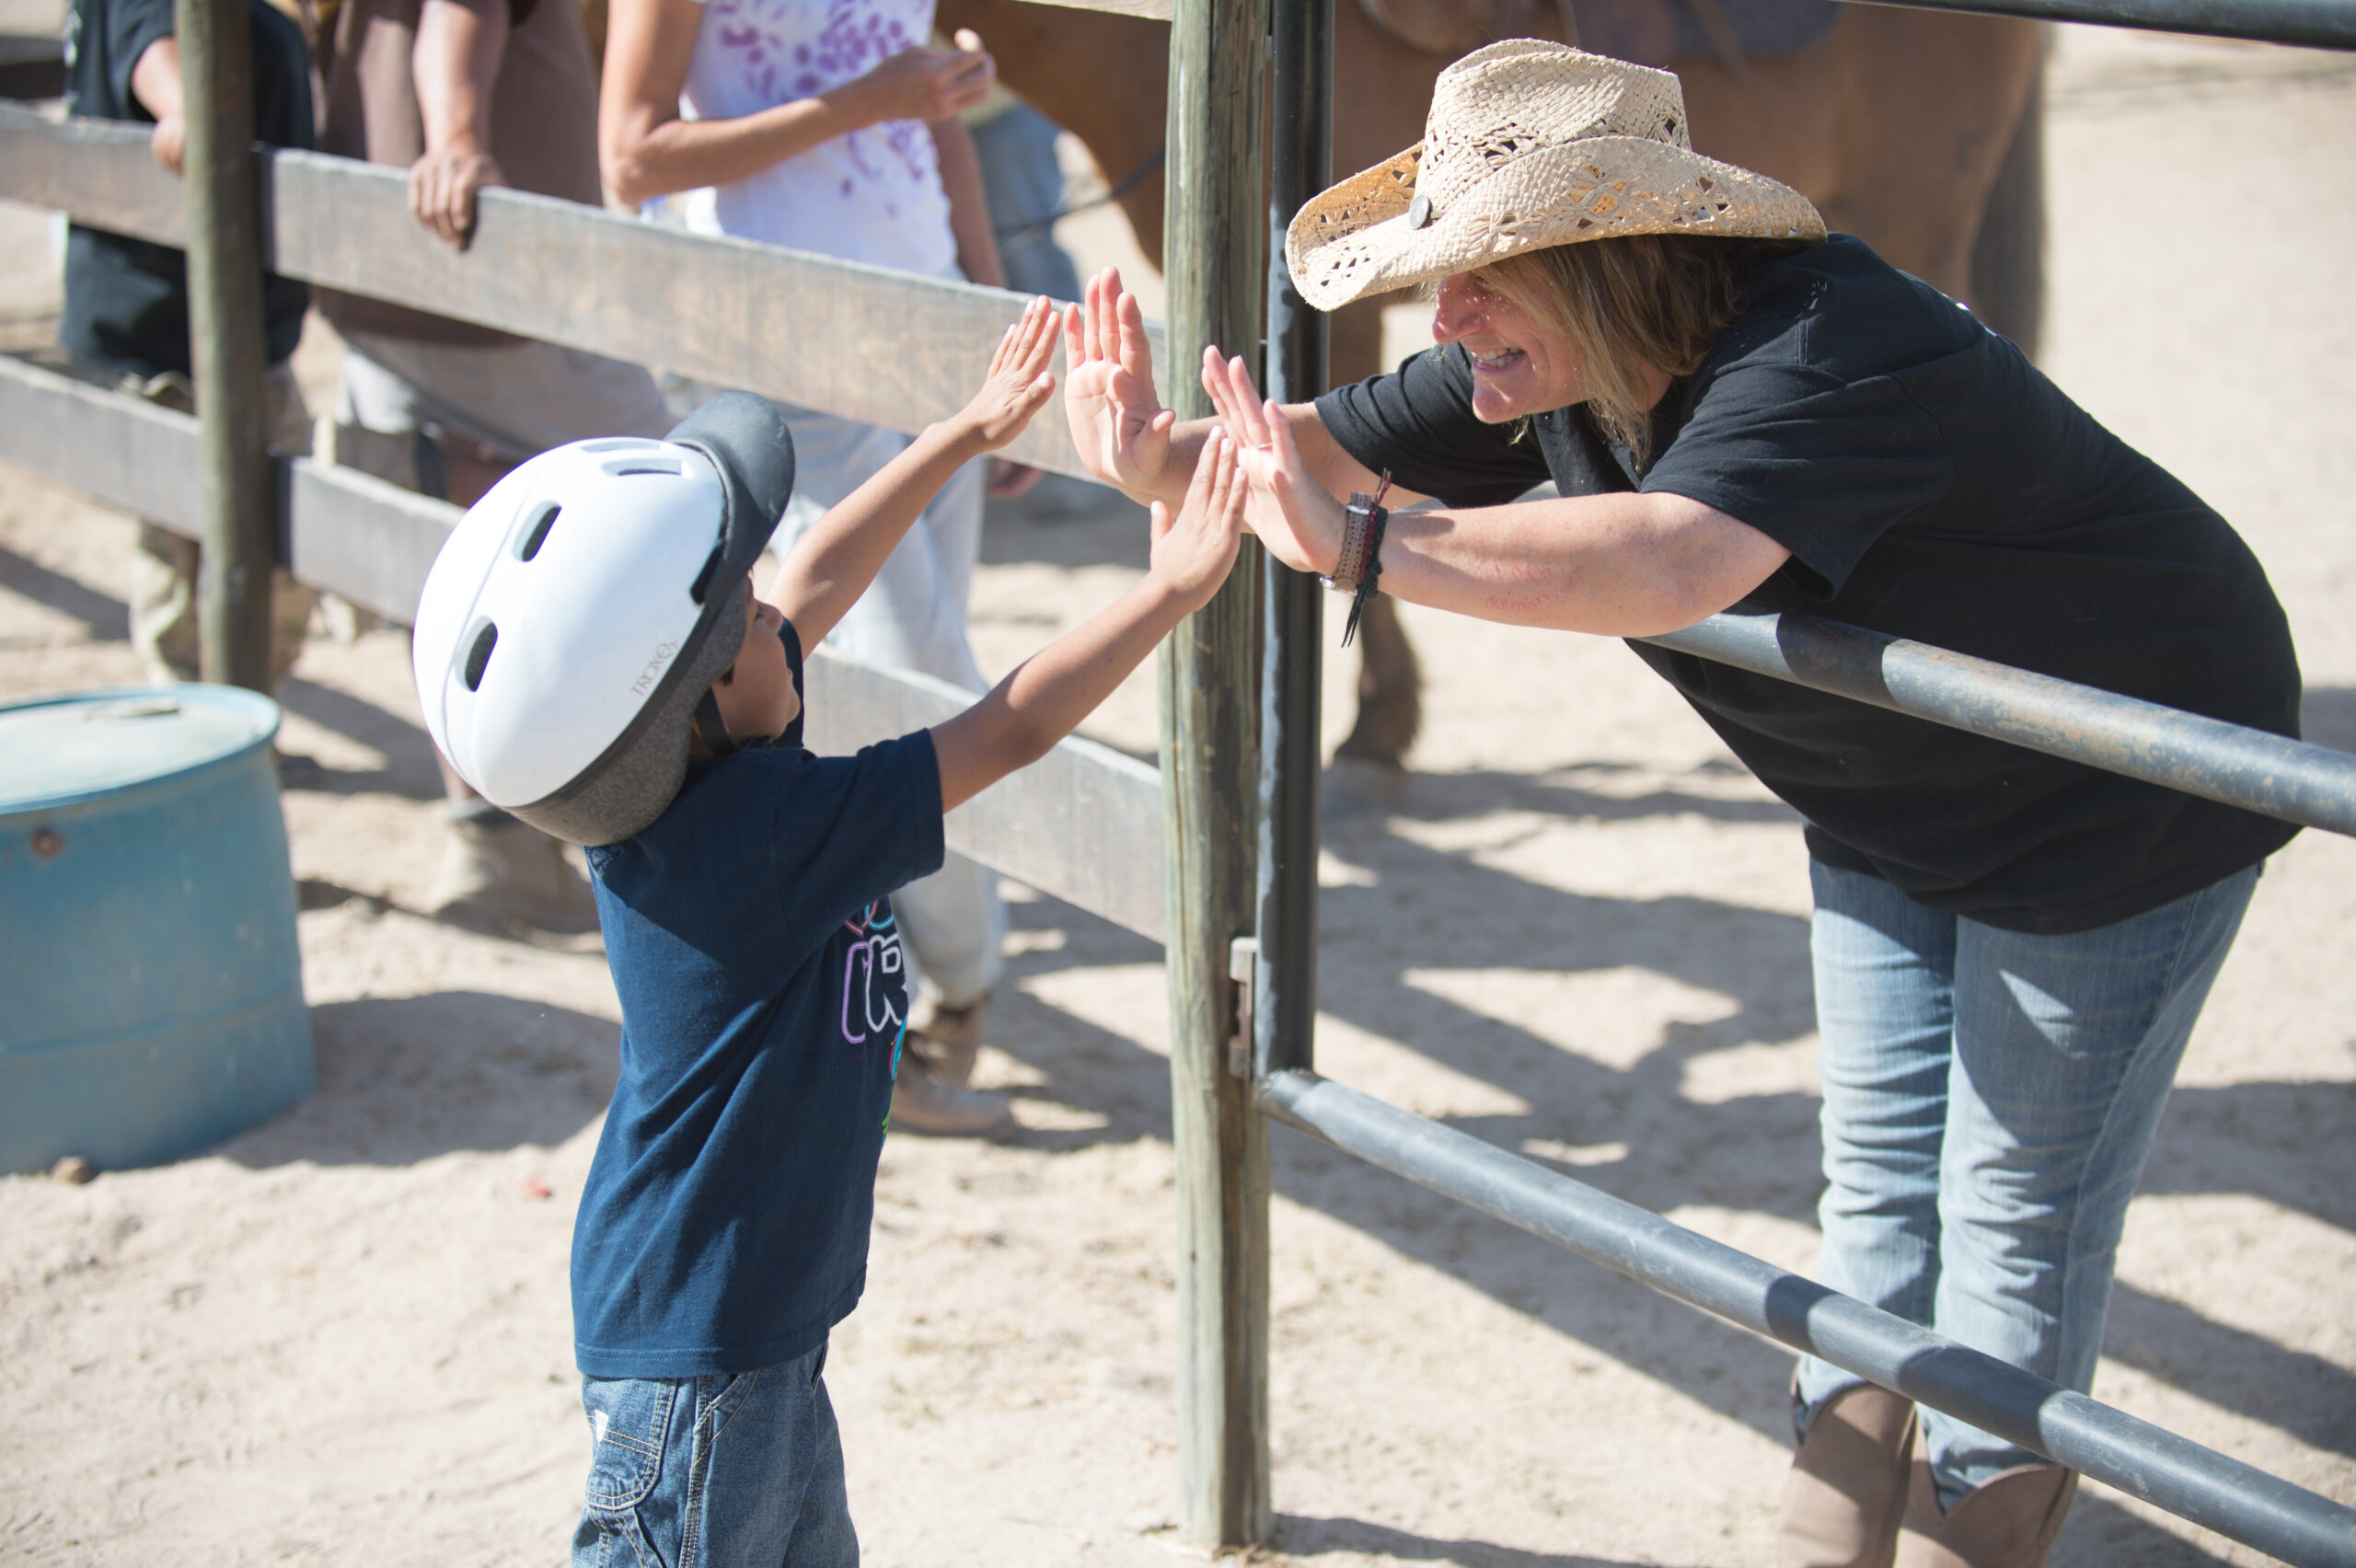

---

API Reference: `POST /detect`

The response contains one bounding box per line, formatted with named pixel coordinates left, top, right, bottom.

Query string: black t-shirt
left=1317, top=235, right=2301, bottom=934
left=61, top=0, right=313, bottom=376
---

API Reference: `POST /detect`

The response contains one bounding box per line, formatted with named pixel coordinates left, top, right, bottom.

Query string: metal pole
left=1842, top=0, right=2356, bottom=50
left=1162, top=0, right=1270, bottom=1546
left=1258, top=1068, right=2356, bottom=1568
left=176, top=0, right=274, bottom=690
left=1645, top=611, right=2356, bottom=838
left=1253, top=0, right=1330, bottom=1080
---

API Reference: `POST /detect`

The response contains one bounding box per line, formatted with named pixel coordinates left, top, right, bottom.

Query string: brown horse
left=941, top=0, right=2047, bottom=765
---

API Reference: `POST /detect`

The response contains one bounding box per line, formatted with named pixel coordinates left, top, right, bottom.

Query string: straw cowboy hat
left=1286, top=40, right=1824, bottom=311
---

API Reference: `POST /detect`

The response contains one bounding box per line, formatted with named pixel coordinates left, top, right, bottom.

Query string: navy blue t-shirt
left=573, top=627, right=946, bottom=1379
left=1317, top=235, right=2301, bottom=934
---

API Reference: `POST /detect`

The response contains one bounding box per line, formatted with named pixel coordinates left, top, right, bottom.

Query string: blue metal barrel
left=0, top=686, right=312, bottom=1173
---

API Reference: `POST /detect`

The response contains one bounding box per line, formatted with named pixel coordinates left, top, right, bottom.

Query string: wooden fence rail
left=0, top=101, right=1169, bottom=481
left=0, top=326, right=1169, bottom=939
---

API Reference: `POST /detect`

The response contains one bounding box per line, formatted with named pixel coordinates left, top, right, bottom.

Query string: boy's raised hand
left=953, top=295, right=1060, bottom=451
left=1146, top=426, right=1249, bottom=612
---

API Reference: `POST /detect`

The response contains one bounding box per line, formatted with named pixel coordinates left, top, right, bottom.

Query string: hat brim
left=1286, top=135, right=1824, bottom=312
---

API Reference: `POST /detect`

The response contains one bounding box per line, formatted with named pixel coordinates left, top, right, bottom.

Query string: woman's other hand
left=1063, top=267, right=1174, bottom=500
left=1146, top=427, right=1248, bottom=614
left=1199, top=347, right=1346, bottom=576
left=836, top=29, right=994, bottom=127
left=951, top=295, right=1060, bottom=451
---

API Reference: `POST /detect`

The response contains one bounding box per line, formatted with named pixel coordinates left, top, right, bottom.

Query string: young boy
left=410, top=296, right=1246, bottom=1565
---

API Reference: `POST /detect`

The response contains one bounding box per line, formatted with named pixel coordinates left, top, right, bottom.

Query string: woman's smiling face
left=1431, top=271, right=1588, bottom=423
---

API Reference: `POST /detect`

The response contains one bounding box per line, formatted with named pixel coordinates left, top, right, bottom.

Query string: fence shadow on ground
left=222, top=987, right=618, bottom=1169
left=0, top=540, right=129, bottom=641
left=1272, top=1514, right=1699, bottom=1568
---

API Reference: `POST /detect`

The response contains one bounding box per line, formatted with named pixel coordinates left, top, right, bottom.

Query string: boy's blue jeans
left=1793, top=860, right=2258, bottom=1505
left=572, top=1342, right=857, bottom=1568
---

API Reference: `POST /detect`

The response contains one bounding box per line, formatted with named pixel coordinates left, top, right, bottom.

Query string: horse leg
left=1322, top=294, right=1426, bottom=767
left=1335, top=594, right=1423, bottom=767
left=1967, top=52, right=2046, bottom=357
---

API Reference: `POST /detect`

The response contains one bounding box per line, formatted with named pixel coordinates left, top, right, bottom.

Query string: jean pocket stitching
left=702, top=1369, right=762, bottom=1446
left=583, top=1381, right=676, bottom=1511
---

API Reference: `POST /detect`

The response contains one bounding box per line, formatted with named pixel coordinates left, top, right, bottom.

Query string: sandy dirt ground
left=3, top=25, right=2354, bottom=1567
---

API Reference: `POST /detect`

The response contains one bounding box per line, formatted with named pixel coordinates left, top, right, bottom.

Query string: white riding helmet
left=411, top=393, right=797, bottom=847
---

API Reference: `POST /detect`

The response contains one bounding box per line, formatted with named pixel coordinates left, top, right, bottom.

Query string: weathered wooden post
left=175, top=0, right=275, bottom=690
left=1161, top=0, right=1271, bottom=1547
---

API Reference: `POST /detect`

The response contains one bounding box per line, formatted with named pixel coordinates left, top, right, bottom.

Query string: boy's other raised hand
left=953, top=295, right=1060, bottom=451
left=1147, top=427, right=1249, bottom=613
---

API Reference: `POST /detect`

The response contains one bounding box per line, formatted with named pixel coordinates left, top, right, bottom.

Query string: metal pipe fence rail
left=4, top=0, right=2355, bottom=1554
left=1256, top=1070, right=2356, bottom=1568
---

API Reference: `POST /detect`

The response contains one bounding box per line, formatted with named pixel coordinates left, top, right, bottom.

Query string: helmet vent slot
left=462, top=620, right=499, bottom=692
left=579, top=437, right=651, bottom=453
left=606, top=456, right=684, bottom=478
left=516, top=502, right=560, bottom=560
left=688, top=543, right=724, bottom=605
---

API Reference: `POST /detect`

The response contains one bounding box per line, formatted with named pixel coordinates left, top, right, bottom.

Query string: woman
left=1062, top=41, right=2300, bottom=1568
left=600, top=0, right=1017, bottom=1134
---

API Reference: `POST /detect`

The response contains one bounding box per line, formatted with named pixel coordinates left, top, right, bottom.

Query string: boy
left=62, top=0, right=318, bottom=691
left=410, top=297, right=1246, bottom=1565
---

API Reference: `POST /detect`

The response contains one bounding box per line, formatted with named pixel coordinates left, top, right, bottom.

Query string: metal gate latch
left=1227, top=936, right=1258, bottom=1080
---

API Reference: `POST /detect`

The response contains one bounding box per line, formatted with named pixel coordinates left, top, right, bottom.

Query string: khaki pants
left=123, top=363, right=318, bottom=690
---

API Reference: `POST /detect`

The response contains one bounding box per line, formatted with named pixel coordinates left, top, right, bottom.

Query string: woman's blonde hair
left=1474, top=234, right=1808, bottom=467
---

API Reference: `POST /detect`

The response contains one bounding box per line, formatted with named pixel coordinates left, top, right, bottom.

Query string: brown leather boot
left=907, top=993, right=989, bottom=1089
left=1894, top=1450, right=2078, bottom=1568
left=1778, top=1384, right=1917, bottom=1568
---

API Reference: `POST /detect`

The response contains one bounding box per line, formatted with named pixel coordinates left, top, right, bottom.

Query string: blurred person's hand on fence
left=409, top=144, right=505, bottom=248
left=410, top=0, right=510, bottom=248
left=127, top=37, right=184, bottom=174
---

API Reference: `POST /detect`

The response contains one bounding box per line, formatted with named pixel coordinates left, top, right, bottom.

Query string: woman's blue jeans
left=1794, top=860, right=2259, bottom=1505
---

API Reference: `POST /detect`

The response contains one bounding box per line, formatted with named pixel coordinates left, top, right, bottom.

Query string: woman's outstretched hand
left=1146, top=427, right=1250, bottom=614
left=952, top=295, right=1060, bottom=451
left=1063, top=267, right=1174, bottom=501
left=1198, top=346, right=1346, bottom=577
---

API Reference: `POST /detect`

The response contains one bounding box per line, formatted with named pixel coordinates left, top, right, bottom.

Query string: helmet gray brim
left=512, top=582, right=748, bottom=847
left=503, top=392, right=792, bottom=848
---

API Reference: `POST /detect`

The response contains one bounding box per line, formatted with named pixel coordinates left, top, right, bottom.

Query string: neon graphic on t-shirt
left=839, top=900, right=907, bottom=1045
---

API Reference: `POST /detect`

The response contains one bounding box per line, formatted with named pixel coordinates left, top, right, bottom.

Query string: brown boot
left=427, top=813, right=599, bottom=935
left=1894, top=1449, right=2078, bottom=1568
left=889, top=1054, right=1014, bottom=1136
left=907, top=993, right=989, bottom=1089
left=1779, top=1384, right=1917, bottom=1568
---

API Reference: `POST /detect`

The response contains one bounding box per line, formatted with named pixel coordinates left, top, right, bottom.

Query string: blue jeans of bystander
left=1793, top=859, right=2259, bottom=1506
left=572, top=1342, right=856, bottom=1568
